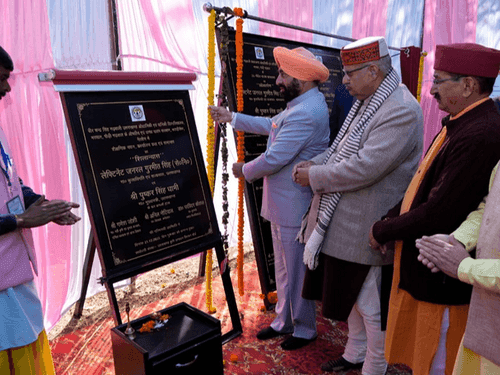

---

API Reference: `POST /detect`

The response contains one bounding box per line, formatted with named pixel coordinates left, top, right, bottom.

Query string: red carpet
left=50, top=260, right=411, bottom=374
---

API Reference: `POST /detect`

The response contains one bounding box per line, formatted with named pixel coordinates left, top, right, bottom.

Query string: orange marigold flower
left=138, top=320, right=155, bottom=333
left=230, top=354, right=239, bottom=363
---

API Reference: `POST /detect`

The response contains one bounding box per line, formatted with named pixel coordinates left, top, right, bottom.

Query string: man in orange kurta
left=369, top=43, right=500, bottom=375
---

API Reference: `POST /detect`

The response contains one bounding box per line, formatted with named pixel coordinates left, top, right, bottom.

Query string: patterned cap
left=341, top=36, right=389, bottom=66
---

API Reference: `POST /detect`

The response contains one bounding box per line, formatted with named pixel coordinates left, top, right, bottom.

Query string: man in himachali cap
left=430, top=43, right=500, bottom=116
left=370, top=42, right=500, bottom=375
left=295, top=35, right=424, bottom=374
left=336, top=36, right=392, bottom=101
left=209, top=43, right=331, bottom=351
left=340, top=36, right=389, bottom=66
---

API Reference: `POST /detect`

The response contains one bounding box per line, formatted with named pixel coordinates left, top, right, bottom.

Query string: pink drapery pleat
left=0, top=0, right=72, bottom=329
left=117, top=0, right=202, bottom=73
left=420, top=0, right=478, bottom=152
left=258, top=0, right=314, bottom=44
left=352, top=0, right=389, bottom=38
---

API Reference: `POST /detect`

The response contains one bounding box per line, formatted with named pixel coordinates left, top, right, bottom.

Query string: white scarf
left=299, top=68, right=400, bottom=270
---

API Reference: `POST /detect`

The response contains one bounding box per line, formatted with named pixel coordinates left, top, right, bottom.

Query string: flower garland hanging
left=417, top=51, right=427, bottom=103
left=234, top=7, right=245, bottom=297
left=205, top=8, right=217, bottom=314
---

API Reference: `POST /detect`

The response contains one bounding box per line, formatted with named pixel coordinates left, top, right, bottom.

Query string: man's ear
left=462, top=76, right=476, bottom=98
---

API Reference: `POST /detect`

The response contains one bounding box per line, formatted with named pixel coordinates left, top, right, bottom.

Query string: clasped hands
left=415, top=234, right=469, bottom=278
left=369, top=226, right=469, bottom=278
left=17, top=195, right=81, bottom=228
left=292, top=161, right=314, bottom=187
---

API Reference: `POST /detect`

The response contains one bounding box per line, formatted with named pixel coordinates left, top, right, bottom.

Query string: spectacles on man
left=432, top=75, right=465, bottom=85
left=342, top=65, right=370, bottom=78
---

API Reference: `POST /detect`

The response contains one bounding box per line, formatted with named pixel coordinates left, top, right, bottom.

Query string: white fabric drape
left=46, top=0, right=118, bottom=317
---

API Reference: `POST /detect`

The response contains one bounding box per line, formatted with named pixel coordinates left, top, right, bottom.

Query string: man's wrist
left=15, top=215, right=24, bottom=228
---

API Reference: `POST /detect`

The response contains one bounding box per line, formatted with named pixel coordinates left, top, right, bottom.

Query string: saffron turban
left=273, top=46, right=330, bottom=83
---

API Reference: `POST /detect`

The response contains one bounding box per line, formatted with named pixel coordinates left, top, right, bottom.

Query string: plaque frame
left=44, top=70, right=241, bottom=343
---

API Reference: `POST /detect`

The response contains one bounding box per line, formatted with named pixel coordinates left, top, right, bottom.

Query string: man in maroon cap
left=370, top=43, right=500, bottom=374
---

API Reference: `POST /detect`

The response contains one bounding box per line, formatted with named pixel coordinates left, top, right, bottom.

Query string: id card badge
left=7, top=195, right=24, bottom=215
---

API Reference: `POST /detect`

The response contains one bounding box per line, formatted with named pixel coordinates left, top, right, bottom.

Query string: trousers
left=270, top=223, right=317, bottom=339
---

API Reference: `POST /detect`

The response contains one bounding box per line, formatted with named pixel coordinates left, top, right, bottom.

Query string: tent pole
left=419, top=0, right=426, bottom=50
left=203, top=3, right=401, bottom=52
left=109, top=0, right=122, bottom=71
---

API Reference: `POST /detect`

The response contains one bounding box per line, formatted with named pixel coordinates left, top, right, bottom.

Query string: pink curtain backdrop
left=352, top=0, right=389, bottom=38
left=420, top=0, right=478, bottom=152
left=137, top=1, right=200, bottom=73
left=0, top=0, right=487, bottom=333
left=258, top=0, right=314, bottom=44
left=0, top=0, right=72, bottom=329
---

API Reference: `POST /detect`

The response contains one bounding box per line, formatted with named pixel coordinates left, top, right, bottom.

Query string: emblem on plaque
left=129, top=105, right=146, bottom=122
left=254, top=47, right=264, bottom=60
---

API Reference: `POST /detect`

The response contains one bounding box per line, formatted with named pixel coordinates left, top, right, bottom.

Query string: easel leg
left=106, top=282, right=122, bottom=326
left=73, top=232, right=96, bottom=319
left=214, top=242, right=242, bottom=343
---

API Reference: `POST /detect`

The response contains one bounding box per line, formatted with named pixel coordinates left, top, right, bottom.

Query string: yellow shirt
left=453, top=163, right=500, bottom=293
left=451, top=162, right=500, bottom=374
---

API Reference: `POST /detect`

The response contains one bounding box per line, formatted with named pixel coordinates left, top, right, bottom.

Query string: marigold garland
left=417, top=51, right=427, bottom=103
left=235, top=9, right=245, bottom=297
left=205, top=9, right=217, bottom=314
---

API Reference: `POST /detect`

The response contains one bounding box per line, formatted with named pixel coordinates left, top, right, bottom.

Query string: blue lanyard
left=0, top=140, right=13, bottom=186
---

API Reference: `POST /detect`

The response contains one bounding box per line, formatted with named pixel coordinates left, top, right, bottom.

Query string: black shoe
left=280, top=335, right=317, bottom=350
left=320, top=356, right=364, bottom=372
left=256, top=326, right=286, bottom=340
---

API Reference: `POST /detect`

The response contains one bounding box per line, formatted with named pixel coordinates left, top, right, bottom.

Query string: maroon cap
left=434, top=43, right=500, bottom=78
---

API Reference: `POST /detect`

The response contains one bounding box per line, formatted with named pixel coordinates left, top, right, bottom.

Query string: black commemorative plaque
left=217, top=28, right=342, bottom=301
left=48, top=70, right=242, bottom=341
left=62, top=90, right=220, bottom=281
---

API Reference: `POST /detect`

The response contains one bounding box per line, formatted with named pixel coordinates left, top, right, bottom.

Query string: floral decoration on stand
left=205, top=8, right=217, bottom=314
left=138, top=313, right=170, bottom=333
left=234, top=7, right=245, bottom=297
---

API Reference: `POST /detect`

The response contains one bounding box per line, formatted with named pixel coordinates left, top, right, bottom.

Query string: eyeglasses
left=432, top=76, right=465, bottom=85
left=342, top=65, right=370, bottom=78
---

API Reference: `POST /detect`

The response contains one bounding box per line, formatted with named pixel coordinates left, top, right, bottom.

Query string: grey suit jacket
left=233, top=87, right=329, bottom=227
left=308, top=84, right=423, bottom=265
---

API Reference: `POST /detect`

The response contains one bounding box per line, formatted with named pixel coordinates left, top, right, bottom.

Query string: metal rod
left=203, top=3, right=402, bottom=51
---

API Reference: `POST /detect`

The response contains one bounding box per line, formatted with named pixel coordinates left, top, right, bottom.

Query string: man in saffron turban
left=209, top=45, right=330, bottom=350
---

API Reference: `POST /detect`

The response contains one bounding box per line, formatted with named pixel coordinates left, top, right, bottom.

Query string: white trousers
left=343, top=266, right=388, bottom=375
left=429, top=308, right=450, bottom=375
left=269, top=223, right=317, bottom=339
